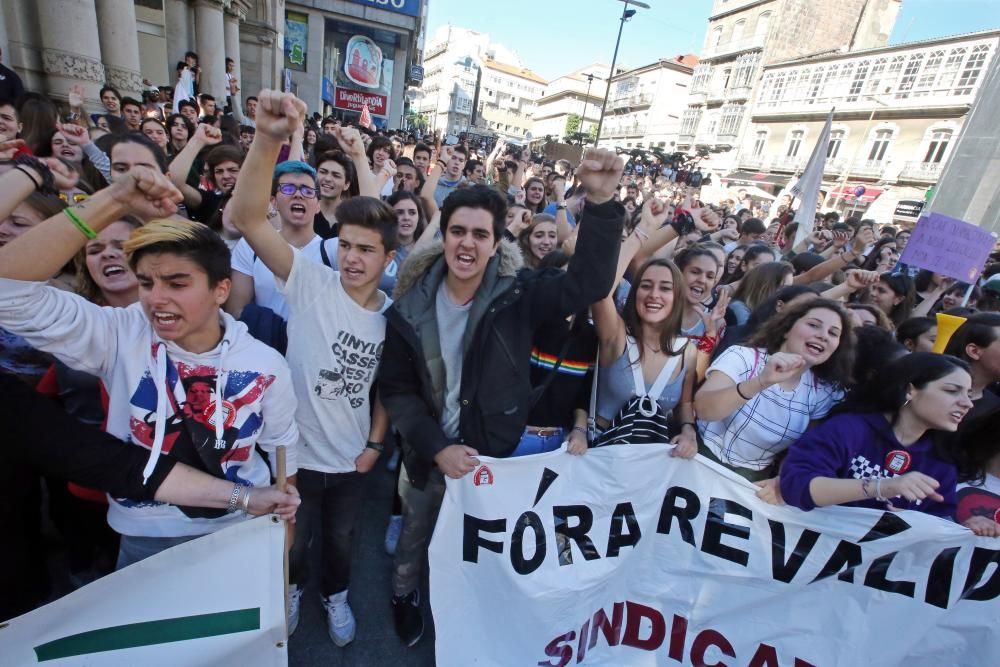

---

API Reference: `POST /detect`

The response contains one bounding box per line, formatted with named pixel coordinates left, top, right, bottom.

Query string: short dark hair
left=336, top=196, right=398, bottom=252
left=199, top=93, right=216, bottom=104
left=463, top=159, right=482, bottom=176
left=247, top=96, right=258, bottom=104
left=315, top=151, right=359, bottom=198
left=178, top=99, right=198, bottom=114
left=206, top=145, right=244, bottom=178
left=413, top=142, right=432, bottom=158
left=120, top=97, right=142, bottom=111
left=99, top=85, right=121, bottom=102
left=107, top=132, right=168, bottom=173
left=742, top=217, right=767, bottom=236
left=440, top=185, right=507, bottom=242
left=185, top=51, right=198, bottom=60
left=944, top=312, right=1000, bottom=362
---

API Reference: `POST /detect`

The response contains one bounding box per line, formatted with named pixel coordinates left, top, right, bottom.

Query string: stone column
left=95, top=0, right=143, bottom=98
left=164, top=0, right=193, bottom=75
left=194, top=0, right=227, bottom=101
left=223, top=8, right=242, bottom=107
left=35, top=0, right=106, bottom=104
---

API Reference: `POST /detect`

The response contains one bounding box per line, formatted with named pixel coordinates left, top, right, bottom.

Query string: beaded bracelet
left=226, top=483, right=242, bottom=513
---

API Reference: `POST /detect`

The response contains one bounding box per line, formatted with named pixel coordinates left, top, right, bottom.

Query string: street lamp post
left=583, top=74, right=595, bottom=134
left=594, top=0, right=649, bottom=147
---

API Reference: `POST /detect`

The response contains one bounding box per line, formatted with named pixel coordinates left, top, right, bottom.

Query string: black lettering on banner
left=606, top=502, right=641, bottom=558
left=621, top=602, right=665, bottom=651
left=961, top=547, right=1000, bottom=602
left=811, top=539, right=863, bottom=584
left=925, top=546, right=961, bottom=609
left=701, top=498, right=752, bottom=566
left=768, top=520, right=821, bottom=583
left=863, top=551, right=916, bottom=598
left=553, top=505, right=599, bottom=566
left=462, top=514, right=505, bottom=563
left=656, top=486, right=701, bottom=546
left=511, top=511, right=547, bottom=575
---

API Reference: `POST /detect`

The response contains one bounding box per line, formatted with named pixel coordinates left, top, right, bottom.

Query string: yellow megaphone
left=933, top=313, right=967, bottom=354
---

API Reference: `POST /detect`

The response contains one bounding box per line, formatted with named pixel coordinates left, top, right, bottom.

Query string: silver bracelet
left=227, top=483, right=242, bottom=513
left=875, top=477, right=886, bottom=502
left=241, top=486, right=252, bottom=515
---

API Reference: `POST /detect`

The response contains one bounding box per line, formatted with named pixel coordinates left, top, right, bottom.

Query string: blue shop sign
left=344, top=0, right=420, bottom=18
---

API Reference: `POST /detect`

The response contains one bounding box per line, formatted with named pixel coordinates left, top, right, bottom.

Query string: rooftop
left=483, top=58, right=548, bottom=84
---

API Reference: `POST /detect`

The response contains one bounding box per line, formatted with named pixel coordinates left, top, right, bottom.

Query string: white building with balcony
left=531, top=64, right=615, bottom=142
left=415, top=25, right=524, bottom=135
left=678, top=0, right=900, bottom=173
left=598, top=55, right=696, bottom=152
left=478, top=58, right=546, bottom=139
left=734, top=29, right=999, bottom=223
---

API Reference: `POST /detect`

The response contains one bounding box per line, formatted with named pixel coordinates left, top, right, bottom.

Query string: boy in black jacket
left=379, top=149, right=626, bottom=646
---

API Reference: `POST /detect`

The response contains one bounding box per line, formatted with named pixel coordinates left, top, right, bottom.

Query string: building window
left=752, top=130, right=767, bottom=156
left=956, top=44, right=990, bottom=94
left=769, top=71, right=787, bottom=103
left=731, top=19, right=746, bottom=44
left=711, top=26, right=723, bottom=48
left=827, top=130, right=845, bottom=159
left=787, top=130, right=804, bottom=157
left=868, top=129, right=893, bottom=162
left=916, top=50, right=945, bottom=92
left=755, top=12, right=772, bottom=41
left=866, top=58, right=887, bottom=95
left=807, top=66, right=824, bottom=103
left=895, top=53, right=924, bottom=98
left=848, top=60, right=869, bottom=101
left=924, top=129, right=952, bottom=163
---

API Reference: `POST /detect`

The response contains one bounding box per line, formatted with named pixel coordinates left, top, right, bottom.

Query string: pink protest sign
left=899, top=212, right=996, bottom=283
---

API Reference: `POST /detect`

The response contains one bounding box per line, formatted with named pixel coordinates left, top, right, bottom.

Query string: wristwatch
left=365, top=440, right=385, bottom=453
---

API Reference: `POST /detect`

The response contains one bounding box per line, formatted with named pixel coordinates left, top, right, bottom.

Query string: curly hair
left=747, top=297, right=855, bottom=386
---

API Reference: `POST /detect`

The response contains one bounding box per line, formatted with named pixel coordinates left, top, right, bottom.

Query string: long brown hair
left=732, top=261, right=793, bottom=311
left=517, top=213, right=557, bottom=269
left=748, top=297, right=855, bottom=385
left=623, top=258, right=686, bottom=360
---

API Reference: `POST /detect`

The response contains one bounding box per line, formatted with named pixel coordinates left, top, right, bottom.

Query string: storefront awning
left=828, top=185, right=884, bottom=204
left=722, top=170, right=792, bottom=190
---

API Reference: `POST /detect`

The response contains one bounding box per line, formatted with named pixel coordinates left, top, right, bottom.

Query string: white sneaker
left=323, top=590, right=356, bottom=646
left=288, top=584, right=303, bottom=636
left=384, top=514, right=403, bottom=556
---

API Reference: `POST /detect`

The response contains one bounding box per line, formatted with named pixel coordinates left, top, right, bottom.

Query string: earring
left=902, top=397, right=912, bottom=410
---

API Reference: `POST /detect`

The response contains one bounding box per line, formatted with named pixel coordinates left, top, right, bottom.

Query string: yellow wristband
left=63, top=207, right=97, bottom=240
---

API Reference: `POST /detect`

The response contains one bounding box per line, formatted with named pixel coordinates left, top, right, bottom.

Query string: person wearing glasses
left=224, top=159, right=330, bottom=321
left=229, top=90, right=396, bottom=644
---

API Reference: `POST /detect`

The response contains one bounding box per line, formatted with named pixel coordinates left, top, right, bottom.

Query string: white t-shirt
left=278, top=248, right=391, bottom=473
left=958, top=472, right=1000, bottom=495
left=231, top=235, right=329, bottom=319
left=698, top=345, right=843, bottom=471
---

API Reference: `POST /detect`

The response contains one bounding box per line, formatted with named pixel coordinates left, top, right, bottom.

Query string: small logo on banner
left=473, top=465, right=494, bottom=487
left=884, top=450, right=912, bottom=475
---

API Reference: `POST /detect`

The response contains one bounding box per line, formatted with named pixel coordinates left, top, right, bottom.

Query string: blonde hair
left=124, top=217, right=231, bottom=286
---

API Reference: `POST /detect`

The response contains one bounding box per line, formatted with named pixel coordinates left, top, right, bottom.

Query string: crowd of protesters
left=1, top=62, right=999, bottom=654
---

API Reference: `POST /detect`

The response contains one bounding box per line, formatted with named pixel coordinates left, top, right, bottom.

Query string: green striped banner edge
left=34, top=607, right=261, bottom=661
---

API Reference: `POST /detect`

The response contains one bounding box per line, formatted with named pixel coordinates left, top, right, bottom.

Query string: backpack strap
left=320, top=239, right=332, bottom=268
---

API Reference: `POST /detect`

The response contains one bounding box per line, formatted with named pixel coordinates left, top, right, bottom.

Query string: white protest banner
left=429, top=446, right=999, bottom=667
left=0, top=515, right=287, bottom=666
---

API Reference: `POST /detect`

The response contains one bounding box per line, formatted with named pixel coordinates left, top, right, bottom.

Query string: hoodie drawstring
left=214, top=338, right=230, bottom=449
left=142, top=342, right=168, bottom=485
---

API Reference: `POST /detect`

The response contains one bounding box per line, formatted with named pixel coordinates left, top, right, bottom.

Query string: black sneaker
left=392, top=589, right=424, bottom=647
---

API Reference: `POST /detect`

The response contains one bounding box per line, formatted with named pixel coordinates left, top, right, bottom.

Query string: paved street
left=288, top=456, right=436, bottom=666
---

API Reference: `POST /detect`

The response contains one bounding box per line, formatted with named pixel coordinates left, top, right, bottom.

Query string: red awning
left=829, top=185, right=884, bottom=204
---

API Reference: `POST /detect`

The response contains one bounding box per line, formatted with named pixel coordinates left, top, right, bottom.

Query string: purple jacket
left=780, top=412, right=957, bottom=519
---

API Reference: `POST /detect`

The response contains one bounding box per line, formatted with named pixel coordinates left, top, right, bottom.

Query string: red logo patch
left=473, top=465, right=494, bottom=487
left=884, top=450, right=912, bottom=475
left=204, top=400, right=237, bottom=430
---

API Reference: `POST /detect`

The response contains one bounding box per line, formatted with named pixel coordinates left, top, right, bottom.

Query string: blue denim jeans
left=510, top=427, right=567, bottom=457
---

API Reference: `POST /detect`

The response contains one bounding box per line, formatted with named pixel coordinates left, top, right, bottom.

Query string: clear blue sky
left=425, top=0, right=999, bottom=81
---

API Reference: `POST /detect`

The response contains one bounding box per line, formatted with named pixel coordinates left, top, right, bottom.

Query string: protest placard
left=899, top=212, right=995, bottom=282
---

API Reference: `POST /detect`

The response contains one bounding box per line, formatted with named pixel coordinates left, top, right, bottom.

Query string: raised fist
left=577, top=148, right=624, bottom=205
left=255, top=89, right=307, bottom=142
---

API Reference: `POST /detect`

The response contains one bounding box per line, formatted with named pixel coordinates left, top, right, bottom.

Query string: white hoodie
left=0, top=278, right=299, bottom=537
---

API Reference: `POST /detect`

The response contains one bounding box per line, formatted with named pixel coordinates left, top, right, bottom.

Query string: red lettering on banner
left=538, top=600, right=816, bottom=666
left=333, top=87, right=387, bottom=115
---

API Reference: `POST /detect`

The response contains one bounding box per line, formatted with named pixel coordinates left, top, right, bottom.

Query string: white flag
left=790, top=108, right=834, bottom=248
left=0, top=516, right=287, bottom=666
